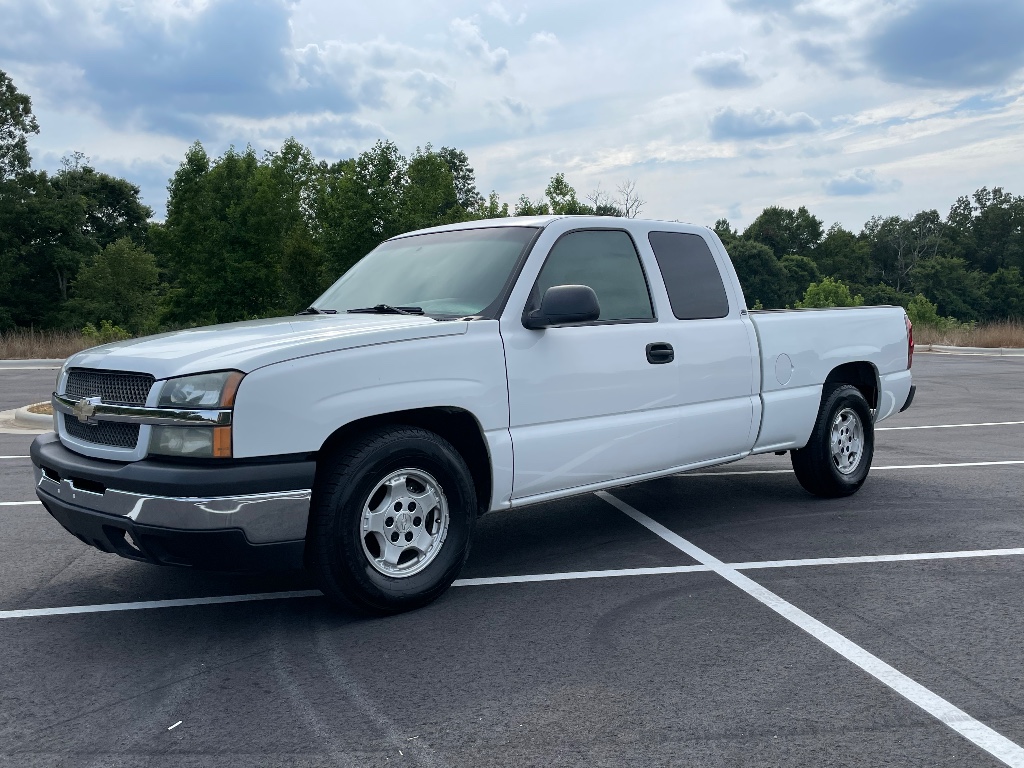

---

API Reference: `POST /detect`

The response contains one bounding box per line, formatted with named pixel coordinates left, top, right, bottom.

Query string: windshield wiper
left=346, top=304, right=424, bottom=315
left=296, top=306, right=337, bottom=315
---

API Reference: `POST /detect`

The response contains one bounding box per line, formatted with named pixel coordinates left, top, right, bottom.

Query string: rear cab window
left=648, top=231, right=730, bottom=320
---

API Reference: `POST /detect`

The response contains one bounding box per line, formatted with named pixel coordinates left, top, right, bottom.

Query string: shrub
left=906, top=294, right=972, bottom=331
left=794, top=277, right=864, bottom=308
left=82, top=320, right=131, bottom=345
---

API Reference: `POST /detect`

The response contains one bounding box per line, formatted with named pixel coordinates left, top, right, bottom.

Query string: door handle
left=646, top=342, right=674, bottom=364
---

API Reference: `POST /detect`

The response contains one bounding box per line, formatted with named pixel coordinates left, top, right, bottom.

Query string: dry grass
left=27, top=402, right=53, bottom=414
left=915, top=320, right=1024, bottom=348
left=0, top=329, right=97, bottom=359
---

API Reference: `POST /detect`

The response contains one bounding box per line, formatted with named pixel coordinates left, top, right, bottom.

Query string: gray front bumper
left=31, top=431, right=315, bottom=546
left=34, top=467, right=311, bottom=544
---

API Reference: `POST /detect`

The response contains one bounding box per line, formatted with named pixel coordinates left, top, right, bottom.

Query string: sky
left=1, top=0, right=1023, bottom=230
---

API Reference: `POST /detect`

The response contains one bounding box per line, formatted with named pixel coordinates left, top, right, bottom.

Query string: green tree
left=478, top=191, right=509, bottom=218
left=544, top=173, right=592, bottom=215
left=402, top=147, right=464, bottom=230
left=712, top=218, right=737, bottom=241
left=514, top=194, right=550, bottom=216
left=50, top=153, right=152, bottom=249
left=780, top=254, right=820, bottom=307
left=909, top=255, right=987, bottom=321
left=320, top=141, right=408, bottom=282
left=814, top=223, right=873, bottom=288
left=68, top=238, right=160, bottom=333
left=860, top=282, right=913, bottom=309
left=724, top=239, right=788, bottom=309
left=743, top=205, right=822, bottom=259
left=906, top=294, right=942, bottom=327
left=794, top=277, right=864, bottom=308
left=947, top=187, right=1024, bottom=273
left=162, top=143, right=300, bottom=325
left=863, top=211, right=952, bottom=292
left=585, top=183, right=623, bottom=217
left=265, top=138, right=325, bottom=311
left=0, top=69, right=38, bottom=182
left=987, top=267, right=1024, bottom=320
left=435, top=146, right=484, bottom=213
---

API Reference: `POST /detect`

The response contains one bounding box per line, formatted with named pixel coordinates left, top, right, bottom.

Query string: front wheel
left=791, top=384, right=874, bottom=498
left=308, top=426, right=477, bottom=614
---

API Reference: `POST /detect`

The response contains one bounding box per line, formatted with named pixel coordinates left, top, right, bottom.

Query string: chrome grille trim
left=63, top=414, right=141, bottom=449
left=61, top=368, right=154, bottom=450
left=52, top=393, right=232, bottom=427
left=65, top=369, right=154, bottom=406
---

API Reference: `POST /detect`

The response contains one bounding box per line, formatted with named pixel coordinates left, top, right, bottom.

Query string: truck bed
left=748, top=305, right=914, bottom=453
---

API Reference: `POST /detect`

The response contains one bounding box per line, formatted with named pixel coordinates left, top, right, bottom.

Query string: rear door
left=646, top=230, right=759, bottom=464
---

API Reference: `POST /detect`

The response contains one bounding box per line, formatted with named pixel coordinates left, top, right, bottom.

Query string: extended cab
left=31, top=216, right=915, bottom=613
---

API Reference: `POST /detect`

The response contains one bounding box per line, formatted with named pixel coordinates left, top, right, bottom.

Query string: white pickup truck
left=32, top=216, right=915, bottom=613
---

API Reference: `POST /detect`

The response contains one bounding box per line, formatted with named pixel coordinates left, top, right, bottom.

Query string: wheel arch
left=317, top=407, right=492, bottom=516
left=823, top=361, right=879, bottom=411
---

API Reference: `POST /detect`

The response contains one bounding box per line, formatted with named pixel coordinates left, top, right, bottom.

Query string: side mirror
left=523, top=284, right=601, bottom=329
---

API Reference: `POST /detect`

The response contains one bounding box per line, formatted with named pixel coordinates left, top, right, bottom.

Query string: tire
left=308, top=426, right=477, bottom=614
left=790, top=384, right=874, bottom=498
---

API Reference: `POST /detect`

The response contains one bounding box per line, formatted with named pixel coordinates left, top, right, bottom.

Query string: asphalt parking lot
left=2, top=353, right=1023, bottom=767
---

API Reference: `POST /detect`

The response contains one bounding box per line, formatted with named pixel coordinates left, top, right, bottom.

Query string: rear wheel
left=308, top=426, right=476, bottom=614
left=791, top=384, right=874, bottom=498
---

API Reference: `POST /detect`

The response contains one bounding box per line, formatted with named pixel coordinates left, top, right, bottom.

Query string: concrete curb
left=14, top=405, right=53, bottom=428
left=920, top=344, right=1024, bottom=356
left=0, top=408, right=50, bottom=435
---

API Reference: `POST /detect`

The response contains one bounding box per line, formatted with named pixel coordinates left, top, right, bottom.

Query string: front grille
left=63, top=415, right=141, bottom=449
left=62, top=368, right=154, bottom=450
left=66, top=368, right=154, bottom=406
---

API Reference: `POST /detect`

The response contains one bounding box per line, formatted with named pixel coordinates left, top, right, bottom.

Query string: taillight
left=905, top=314, right=914, bottom=369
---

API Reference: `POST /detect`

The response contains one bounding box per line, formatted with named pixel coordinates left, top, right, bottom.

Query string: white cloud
left=485, top=1, right=525, bottom=25
left=529, top=31, right=559, bottom=47
left=3, top=0, right=1022, bottom=232
left=824, top=169, right=902, bottom=196
left=693, top=49, right=761, bottom=88
left=710, top=107, right=820, bottom=140
left=449, top=17, right=510, bottom=73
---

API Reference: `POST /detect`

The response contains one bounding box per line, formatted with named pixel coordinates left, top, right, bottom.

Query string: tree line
left=1, top=69, right=1022, bottom=338
left=714, top=194, right=1023, bottom=325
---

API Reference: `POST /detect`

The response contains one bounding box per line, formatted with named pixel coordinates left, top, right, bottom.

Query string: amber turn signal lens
left=220, top=371, right=244, bottom=407
left=212, top=426, right=233, bottom=458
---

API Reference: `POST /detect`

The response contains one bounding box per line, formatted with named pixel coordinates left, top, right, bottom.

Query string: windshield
left=314, top=227, right=539, bottom=318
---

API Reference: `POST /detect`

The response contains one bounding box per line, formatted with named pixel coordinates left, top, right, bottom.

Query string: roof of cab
left=391, top=215, right=713, bottom=240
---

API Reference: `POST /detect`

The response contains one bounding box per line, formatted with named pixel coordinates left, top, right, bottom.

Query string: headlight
left=158, top=371, right=242, bottom=408
left=151, top=371, right=242, bottom=458
left=150, top=425, right=231, bottom=458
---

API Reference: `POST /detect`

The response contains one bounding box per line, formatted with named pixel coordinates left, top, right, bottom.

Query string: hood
left=65, top=314, right=467, bottom=380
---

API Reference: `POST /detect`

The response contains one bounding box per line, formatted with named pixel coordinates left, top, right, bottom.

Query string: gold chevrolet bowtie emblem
left=73, top=396, right=102, bottom=424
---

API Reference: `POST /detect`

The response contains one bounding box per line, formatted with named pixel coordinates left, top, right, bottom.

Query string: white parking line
left=7, top=546, right=1024, bottom=619
left=453, top=564, right=710, bottom=586
left=878, top=420, right=1024, bottom=431
left=732, top=548, right=1024, bottom=570
left=0, top=500, right=41, bottom=506
left=0, top=455, right=30, bottom=459
left=596, top=490, right=1024, bottom=768
left=0, top=590, right=322, bottom=619
left=684, top=459, right=1024, bottom=477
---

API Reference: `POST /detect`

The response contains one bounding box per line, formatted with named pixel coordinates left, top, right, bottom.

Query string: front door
left=500, top=228, right=678, bottom=501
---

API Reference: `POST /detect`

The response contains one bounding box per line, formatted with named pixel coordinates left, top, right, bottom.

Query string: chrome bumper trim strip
left=35, top=469, right=310, bottom=544
left=53, top=392, right=232, bottom=427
